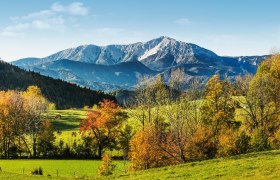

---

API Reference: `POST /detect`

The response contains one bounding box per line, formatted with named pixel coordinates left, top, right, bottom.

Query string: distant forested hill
left=0, top=61, right=115, bottom=109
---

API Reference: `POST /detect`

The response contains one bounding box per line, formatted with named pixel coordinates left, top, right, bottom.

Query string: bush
left=269, top=128, right=280, bottom=149
left=98, top=153, right=116, bottom=176
left=189, top=126, right=217, bottom=160
left=31, top=167, right=43, bottom=175
left=217, top=130, right=237, bottom=157
left=235, top=131, right=251, bottom=154
left=250, top=129, right=270, bottom=151
left=48, top=103, right=56, bottom=110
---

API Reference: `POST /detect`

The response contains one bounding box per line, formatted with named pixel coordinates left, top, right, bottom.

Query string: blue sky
left=0, top=0, right=280, bottom=61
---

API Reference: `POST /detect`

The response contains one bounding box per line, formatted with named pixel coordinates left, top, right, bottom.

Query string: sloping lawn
left=113, top=150, right=280, bottom=180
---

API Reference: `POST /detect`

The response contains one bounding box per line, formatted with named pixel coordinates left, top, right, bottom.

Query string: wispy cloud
left=0, top=2, right=88, bottom=37
left=12, top=10, right=55, bottom=21
left=174, top=18, right=191, bottom=25
left=51, top=2, right=88, bottom=16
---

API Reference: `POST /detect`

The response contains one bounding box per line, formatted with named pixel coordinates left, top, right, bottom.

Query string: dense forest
left=0, top=61, right=115, bottom=109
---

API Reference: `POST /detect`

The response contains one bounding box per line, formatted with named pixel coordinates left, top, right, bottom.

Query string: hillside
left=0, top=60, right=115, bottom=109
left=114, top=150, right=280, bottom=179
left=12, top=36, right=268, bottom=92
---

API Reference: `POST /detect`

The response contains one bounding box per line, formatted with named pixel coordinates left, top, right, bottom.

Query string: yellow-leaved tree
left=241, top=55, right=280, bottom=150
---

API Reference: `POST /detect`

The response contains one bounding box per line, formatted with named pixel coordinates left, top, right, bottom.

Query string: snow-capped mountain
left=12, top=36, right=268, bottom=91
left=13, top=36, right=220, bottom=69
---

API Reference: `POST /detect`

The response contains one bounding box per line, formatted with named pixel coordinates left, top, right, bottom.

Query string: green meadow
left=0, top=159, right=128, bottom=179
left=0, top=150, right=279, bottom=179
left=113, top=150, right=280, bottom=179
left=47, top=109, right=87, bottom=131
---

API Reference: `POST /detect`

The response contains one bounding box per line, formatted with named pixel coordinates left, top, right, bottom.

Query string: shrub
left=98, top=153, right=116, bottom=176
left=31, top=167, right=43, bottom=175
left=48, top=103, right=56, bottom=110
left=235, top=131, right=251, bottom=154
left=217, top=130, right=237, bottom=157
left=269, top=128, right=280, bottom=149
left=189, top=126, right=217, bottom=160
left=250, top=129, right=270, bottom=151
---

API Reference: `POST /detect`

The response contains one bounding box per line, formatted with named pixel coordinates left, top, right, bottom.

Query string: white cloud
left=174, top=18, right=191, bottom=25
left=51, top=2, right=88, bottom=16
left=21, top=10, right=55, bottom=20
left=32, top=20, right=51, bottom=29
left=0, top=2, right=88, bottom=37
left=33, top=16, right=65, bottom=29
left=5, top=23, right=30, bottom=31
left=1, top=16, right=65, bottom=35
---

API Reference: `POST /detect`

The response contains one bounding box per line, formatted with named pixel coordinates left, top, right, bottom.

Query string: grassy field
left=0, top=159, right=129, bottom=179
left=0, top=150, right=279, bottom=179
left=47, top=109, right=141, bottom=146
left=46, top=109, right=86, bottom=147
left=113, top=150, right=280, bottom=180
left=47, top=109, right=87, bottom=131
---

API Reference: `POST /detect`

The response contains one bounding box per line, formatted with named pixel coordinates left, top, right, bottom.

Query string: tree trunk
left=18, top=137, right=22, bottom=157
left=98, top=144, right=102, bottom=159
left=21, top=136, right=32, bottom=157
left=33, top=136, right=37, bottom=157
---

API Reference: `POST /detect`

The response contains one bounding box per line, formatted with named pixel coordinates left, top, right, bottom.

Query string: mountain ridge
left=12, top=36, right=268, bottom=91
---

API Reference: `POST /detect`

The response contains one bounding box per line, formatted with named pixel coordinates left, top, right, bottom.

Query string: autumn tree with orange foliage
left=81, top=99, right=128, bottom=159
left=0, top=86, right=50, bottom=158
left=97, top=153, right=116, bottom=176
left=0, top=90, right=25, bottom=157
left=129, top=124, right=173, bottom=171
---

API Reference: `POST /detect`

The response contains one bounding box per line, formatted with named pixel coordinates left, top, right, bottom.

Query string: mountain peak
left=152, top=36, right=176, bottom=43
left=158, top=36, right=173, bottom=40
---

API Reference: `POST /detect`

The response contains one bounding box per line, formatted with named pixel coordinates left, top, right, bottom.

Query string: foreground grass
left=113, top=150, right=280, bottom=180
left=0, top=150, right=280, bottom=179
left=0, top=160, right=128, bottom=179
left=0, top=172, right=53, bottom=180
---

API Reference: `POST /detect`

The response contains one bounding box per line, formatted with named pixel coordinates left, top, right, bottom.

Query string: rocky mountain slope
left=12, top=36, right=268, bottom=91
